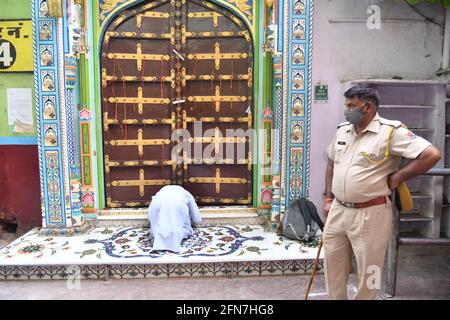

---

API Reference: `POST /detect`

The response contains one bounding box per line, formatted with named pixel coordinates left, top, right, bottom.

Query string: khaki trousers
left=323, top=198, right=392, bottom=300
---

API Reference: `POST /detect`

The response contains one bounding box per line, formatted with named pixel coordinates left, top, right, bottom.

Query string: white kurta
left=147, top=185, right=202, bottom=252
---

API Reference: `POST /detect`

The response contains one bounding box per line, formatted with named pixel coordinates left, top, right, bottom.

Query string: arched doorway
left=100, top=0, right=254, bottom=208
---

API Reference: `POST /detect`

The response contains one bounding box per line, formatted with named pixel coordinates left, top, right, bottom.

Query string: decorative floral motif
left=84, top=226, right=265, bottom=259
left=81, top=192, right=95, bottom=208
left=290, top=121, right=304, bottom=144
left=292, top=69, right=305, bottom=91
left=18, top=244, right=45, bottom=255
left=292, top=44, right=305, bottom=65
left=99, top=0, right=127, bottom=22
left=219, top=236, right=235, bottom=243
left=1, top=231, right=71, bottom=260
left=290, top=147, right=303, bottom=199
left=75, top=249, right=98, bottom=258
left=44, top=125, right=58, bottom=147
left=43, top=96, right=57, bottom=120
left=262, top=106, right=273, bottom=119
left=237, top=245, right=269, bottom=256
left=40, top=46, right=53, bottom=66
left=261, top=188, right=273, bottom=205
left=45, top=151, right=63, bottom=223
left=39, top=0, right=49, bottom=17
left=245, top=246, right=268, bottom=255
left=100, top=227, right=114, bottom=235
left=291, top=94, right=305, bottom=117
left=39, top=21, right=53, bottom=41
left=227, top=0, right=253, bottom=16
left=292, top=18, right=306, bottom=40
left=41, top=71, right=55, bottom=91
left=240, top=225, right=256, bottom=232
left=79, top=108, right=91, bottom=121
left=293, top=0, right=306, bottom=15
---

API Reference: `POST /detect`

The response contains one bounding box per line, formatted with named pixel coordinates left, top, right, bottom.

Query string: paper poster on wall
left=7, top=88, right=34, bottom=134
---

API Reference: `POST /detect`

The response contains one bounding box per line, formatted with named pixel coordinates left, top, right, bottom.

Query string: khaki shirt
left=326, top=113, right=431, bottom=203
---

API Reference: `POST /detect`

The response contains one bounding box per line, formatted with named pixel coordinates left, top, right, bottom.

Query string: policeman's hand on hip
left=387, top=172, right=401, bottom=190
left=388, top=145, right=441, bottom=191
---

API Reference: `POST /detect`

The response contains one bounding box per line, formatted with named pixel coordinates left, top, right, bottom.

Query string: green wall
left=0, top=0, right=35, bottom=144
left=2, top=0, right=32, bottom=19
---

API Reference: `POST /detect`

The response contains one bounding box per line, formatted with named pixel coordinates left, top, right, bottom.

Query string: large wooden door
left=101, top=0, right=253, bottom=208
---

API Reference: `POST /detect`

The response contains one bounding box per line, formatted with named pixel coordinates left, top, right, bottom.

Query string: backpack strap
left=297, top=198, right=312, bottom=230
left=285, top=223, right=310, bottom=241
left=305, top=199, right=324, bottom=231
left=298, top=199, right=314, bottom=240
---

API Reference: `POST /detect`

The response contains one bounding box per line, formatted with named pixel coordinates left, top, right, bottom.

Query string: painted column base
left=39, top=221, right=93, bottom=236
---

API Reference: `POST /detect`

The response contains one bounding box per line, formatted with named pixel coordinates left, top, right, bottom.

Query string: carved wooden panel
left=101, top=0, right=253, bottom=207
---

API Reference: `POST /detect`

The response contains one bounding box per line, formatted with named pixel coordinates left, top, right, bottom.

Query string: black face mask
left=344, top=104, right=368, bottom=124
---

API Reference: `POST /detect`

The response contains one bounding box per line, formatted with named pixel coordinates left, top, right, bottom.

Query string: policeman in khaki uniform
left=323, top=85, right=441, bottom=300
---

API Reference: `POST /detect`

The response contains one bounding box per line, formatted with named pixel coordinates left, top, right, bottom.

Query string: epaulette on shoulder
left=378, top=118, right=404, bottom=128
left=337, top=121, right=350, bottom=129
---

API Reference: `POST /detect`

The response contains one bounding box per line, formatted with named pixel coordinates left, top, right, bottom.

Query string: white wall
left=308, top=0, right=445, bottom=213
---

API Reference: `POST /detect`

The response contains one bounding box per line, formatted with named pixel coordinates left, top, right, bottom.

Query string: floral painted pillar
left=270, top=0, right=314, bottom=229
left=284, top=0, right=313, bottom=203
left=33, top=0, right=88, bottom=235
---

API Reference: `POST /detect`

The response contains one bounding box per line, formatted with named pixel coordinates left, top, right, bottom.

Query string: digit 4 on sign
left=0, top=39, right=16, bottom=69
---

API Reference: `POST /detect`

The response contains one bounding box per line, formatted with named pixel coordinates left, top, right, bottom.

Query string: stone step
left=95, top=214, right=266, bottom=228
left=98, top=206, right=258, bottom=216
left=95, top=207, right=265, bottom=228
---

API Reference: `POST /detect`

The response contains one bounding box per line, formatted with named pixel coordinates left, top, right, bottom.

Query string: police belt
left=336, top=196, right=387, bottom=209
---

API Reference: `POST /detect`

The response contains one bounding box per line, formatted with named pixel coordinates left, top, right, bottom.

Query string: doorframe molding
left=31, top=0, right=314, bottom=232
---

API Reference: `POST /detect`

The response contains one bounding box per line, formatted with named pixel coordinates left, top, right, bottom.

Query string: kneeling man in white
left=147, top=185, right=202, bottom=252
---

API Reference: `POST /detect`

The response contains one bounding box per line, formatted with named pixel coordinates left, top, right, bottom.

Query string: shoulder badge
left=378, top=117, right=404, bottom=129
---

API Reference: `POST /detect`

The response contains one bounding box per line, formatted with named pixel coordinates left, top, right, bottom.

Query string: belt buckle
left=339, top=200, right=355, bottom=208
left=345, top=202, right=356, bottom=208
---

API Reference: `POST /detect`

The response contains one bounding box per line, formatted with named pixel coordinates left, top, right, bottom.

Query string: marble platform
left=0, top=225, right=323, bottom=280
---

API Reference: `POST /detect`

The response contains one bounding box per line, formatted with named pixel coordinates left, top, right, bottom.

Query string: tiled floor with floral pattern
left=0, top=225, right=322, bottom=265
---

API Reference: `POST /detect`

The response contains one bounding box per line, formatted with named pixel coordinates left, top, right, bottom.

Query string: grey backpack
left=282, top=198, right=324, bottom=241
